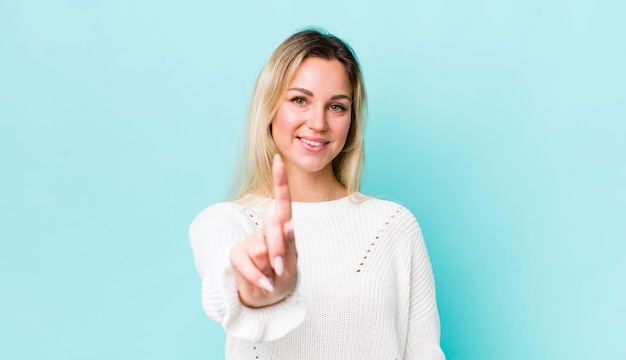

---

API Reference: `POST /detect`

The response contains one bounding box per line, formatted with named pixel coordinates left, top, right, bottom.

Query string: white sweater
left=189, top=194, right=445, bottom=359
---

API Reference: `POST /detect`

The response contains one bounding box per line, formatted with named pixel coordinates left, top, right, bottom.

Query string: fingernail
left=259, top=277, right=274, bottom=292
left=274, top=153, right=282, bottom=163
left=274, top=256, right=284, bottom=277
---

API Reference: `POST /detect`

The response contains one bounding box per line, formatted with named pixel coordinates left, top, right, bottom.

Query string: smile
left=297, top=136, right=329, bottom=151
left=299, top=137, right=328, bottom=146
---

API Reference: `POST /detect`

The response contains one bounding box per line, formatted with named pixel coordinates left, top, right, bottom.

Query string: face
left=271, top=57, right=352, bottom=180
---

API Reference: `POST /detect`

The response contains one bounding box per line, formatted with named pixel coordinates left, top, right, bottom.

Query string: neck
left=286, top=166, right=348, bottom=202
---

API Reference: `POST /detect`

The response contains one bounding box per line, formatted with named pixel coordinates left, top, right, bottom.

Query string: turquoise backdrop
left=1, top=0, right=624, bottom=359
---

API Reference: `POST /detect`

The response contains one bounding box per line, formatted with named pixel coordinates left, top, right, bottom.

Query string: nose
left=306, top=105, right=328, bottom=132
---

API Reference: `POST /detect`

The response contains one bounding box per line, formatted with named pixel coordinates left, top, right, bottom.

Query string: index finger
left=272, top=154, right=292, bottom=222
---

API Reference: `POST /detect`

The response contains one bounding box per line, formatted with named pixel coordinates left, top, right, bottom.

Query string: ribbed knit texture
left=189, top=194, right=445, bottom=359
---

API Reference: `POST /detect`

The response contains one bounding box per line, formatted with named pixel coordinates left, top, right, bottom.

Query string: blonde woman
left=189, top=29, right=445, bottom=359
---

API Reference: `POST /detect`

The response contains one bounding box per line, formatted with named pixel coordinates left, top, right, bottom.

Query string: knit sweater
left=189, top=194, right=445, bottom=359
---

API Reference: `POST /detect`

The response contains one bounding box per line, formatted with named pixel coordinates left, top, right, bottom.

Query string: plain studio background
left=1, top=1, right=624, bottom=359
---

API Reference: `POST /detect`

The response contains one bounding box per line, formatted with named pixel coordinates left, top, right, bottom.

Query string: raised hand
left=230, top=154, right=298, bottom=308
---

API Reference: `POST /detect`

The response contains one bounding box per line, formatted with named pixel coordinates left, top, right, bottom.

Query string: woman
left=190, top=29, right=445, bottom=359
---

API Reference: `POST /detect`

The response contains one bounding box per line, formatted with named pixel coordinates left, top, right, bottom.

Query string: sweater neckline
left=291, top=195, right=356, bottom=218
left=242, top=193, right=363, bottom=218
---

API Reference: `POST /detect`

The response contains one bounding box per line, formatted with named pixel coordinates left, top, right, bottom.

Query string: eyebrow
left=288, top=87, right=352, bottom=102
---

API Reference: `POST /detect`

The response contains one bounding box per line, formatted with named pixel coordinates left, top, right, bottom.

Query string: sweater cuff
left=220, top=266, right=306, bottom=342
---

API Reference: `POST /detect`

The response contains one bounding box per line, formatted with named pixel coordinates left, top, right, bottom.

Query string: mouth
left=297, top=136, right=330, bottom=152
left=298, top=137, right=329, bottom=146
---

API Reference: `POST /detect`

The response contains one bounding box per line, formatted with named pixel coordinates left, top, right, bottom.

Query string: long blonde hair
left=228, top=29, right=367, bottom=201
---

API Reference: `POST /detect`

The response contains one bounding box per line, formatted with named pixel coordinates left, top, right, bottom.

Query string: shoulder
left=188, top=202, right=250, bottom=236
left=355, top=195, right=422, bottom=234
left=191, top=202, right=244, bottom=222
left=355, top=195, right=420, bottom=222
left=189, top=195, right=273, bottom=236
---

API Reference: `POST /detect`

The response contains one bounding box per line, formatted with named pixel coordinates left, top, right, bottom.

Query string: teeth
left=301, top=138, right=325, bottom=146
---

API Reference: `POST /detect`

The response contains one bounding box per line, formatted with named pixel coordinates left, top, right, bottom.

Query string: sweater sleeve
left=401, top=213, right=446, bottom=360
left=188, top=202, right=306, bottom=342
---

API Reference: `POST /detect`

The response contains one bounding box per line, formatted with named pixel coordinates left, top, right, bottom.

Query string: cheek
left=272, top=106, right=297, bottom=134
left=337, top=118, right=352, bottom=144
left=270, top=110, right=285, bottom=140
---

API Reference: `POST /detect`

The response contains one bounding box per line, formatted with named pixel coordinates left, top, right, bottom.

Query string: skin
left=272, top=57, right=353, bottom=202
left=230, top=57, right=353, bottom=308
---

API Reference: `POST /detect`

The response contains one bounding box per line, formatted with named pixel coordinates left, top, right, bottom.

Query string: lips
left=299, top=137, right=328, bottom=146
left=297, top=136, right=329, bottom=151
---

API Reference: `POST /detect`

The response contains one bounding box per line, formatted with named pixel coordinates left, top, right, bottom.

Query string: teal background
left=1, top=0, right=624, bottom=359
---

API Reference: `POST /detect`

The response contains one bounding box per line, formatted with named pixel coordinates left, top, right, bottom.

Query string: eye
left=328, top=104, right=347, bottom=112
left=291, top=96, right=307, bottom=106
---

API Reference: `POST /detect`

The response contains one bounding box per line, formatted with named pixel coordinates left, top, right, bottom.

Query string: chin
left=292, top=159, right=334, bottom=174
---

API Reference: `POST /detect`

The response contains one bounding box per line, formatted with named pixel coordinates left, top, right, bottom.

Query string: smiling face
left=271, top=57, right=353, bottom=182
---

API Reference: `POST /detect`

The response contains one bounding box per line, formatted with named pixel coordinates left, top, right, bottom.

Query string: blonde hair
left=228, top=29, right=367, bottom=201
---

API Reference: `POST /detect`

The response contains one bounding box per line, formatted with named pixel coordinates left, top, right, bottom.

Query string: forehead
left=288, top=57, right=352, bottom=96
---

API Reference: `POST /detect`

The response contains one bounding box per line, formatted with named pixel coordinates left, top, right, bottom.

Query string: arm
left=189, top=155, right=303, bottom=342
left=188, top=202, right=305, bottom=342
left=402, top=216, right=446, bottom=359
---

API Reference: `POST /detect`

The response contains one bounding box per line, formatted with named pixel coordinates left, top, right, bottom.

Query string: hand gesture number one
left=230, top=154, right=297, bottom=308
